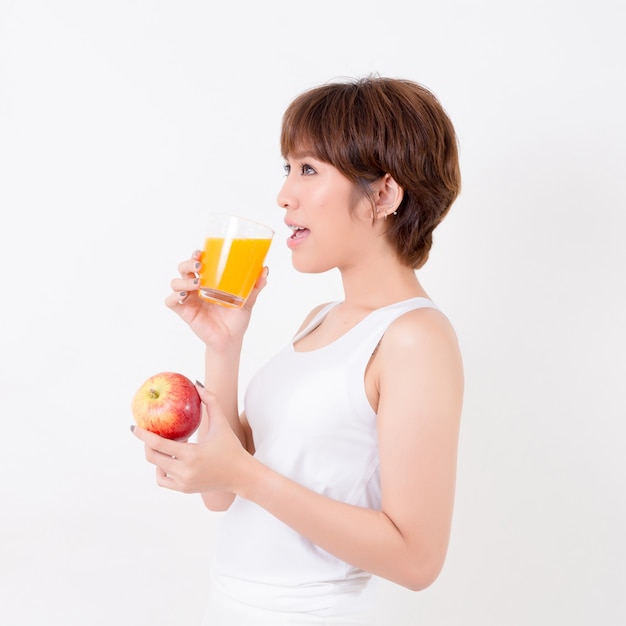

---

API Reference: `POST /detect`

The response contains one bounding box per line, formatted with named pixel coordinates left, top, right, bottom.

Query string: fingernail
left=179, top=291, right=187, bottom=298
left=194, top=262, right=201, bottom=270
left=195, top=380, right=205, bottom=388
left=192, top=278, right=199, bottom=285
left=130, top=425, right=135, bottom=433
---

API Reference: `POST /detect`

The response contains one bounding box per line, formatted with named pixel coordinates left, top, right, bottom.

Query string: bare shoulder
left=382, top=305, right=461, bottom=356
left=374, top=305, right=463, bottom=584
left=375, top=305, right=464, bottom=406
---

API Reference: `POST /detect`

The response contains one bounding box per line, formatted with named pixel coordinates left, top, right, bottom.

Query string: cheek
left=290, top=233, right=341, bottom=274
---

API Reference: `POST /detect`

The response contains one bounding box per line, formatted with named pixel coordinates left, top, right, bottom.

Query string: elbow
left=203, top=502, right=230, bottom=513
left=201, top=493, right=235, bottom=512
left=397, top=554, right=447, bottom=592
left=403, top=567, right=442, bottom=592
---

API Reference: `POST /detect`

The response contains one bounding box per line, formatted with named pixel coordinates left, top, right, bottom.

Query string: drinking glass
left=198, top=213, right=274, bottom=308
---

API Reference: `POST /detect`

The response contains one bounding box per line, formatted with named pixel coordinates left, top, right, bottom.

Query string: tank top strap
left=291, top=297, right=438, bottom=347
left=347, top=297, right=439, bottom=358
left=365, top=297, right=439, bottom=327
left=292, top=301, right=341, bottom=343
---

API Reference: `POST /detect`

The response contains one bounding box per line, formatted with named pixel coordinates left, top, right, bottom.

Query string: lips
left=286, top=223, right=310, bottom=248
left=289, top=225, right=309, bottom=239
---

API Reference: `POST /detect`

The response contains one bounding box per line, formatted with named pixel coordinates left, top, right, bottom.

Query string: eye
left=283, top=160, right=317, bottom=177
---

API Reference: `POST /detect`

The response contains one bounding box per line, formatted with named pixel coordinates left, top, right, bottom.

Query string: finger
left=177, top=256, right=202, bottom=278
left=195, top=382, right=217, bottom=407
left=131, top=425, right=186, bottom=458
left=243, top=266, right=269, bottom=312
left=166, top=277, right=199, bottom=309
left=165, top=290, right=192, bottom=309
left=156, top=466, right=178, bottom=490
left=163, top=253, right=203, bottom=310
left=170, top=275, right=200, bottom=294
left=165, top=281, right=200, bottom=309
left=144, top=443, right=179, bottom=473
left=254, top=266, right=269, bottom=290
left=194, top=384, right=229, bottom=432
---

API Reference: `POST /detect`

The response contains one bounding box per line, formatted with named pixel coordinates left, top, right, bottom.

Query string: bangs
left=280, top=79, right=389, bottom=187
left=279, top=81, right=368, bottom=171
left=280, top=91, right=336, bottom=163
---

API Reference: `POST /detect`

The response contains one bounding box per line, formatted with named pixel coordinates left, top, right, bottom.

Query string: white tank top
left=210, top=297, right=439, bottom=615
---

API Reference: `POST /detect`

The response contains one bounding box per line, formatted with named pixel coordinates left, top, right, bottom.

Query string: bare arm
left=134, top=307, right=463, bottom=589
left=163, top=251, right=268, bottom=510
left=238, top=308, right=463, bottom=588
left=195, top=344, right=247, bottom=511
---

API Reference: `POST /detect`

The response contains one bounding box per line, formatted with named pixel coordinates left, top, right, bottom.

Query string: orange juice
left=199, top=236, right=272, bottom=307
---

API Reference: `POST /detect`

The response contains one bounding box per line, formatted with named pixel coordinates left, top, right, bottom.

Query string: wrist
left=204, top=341, right=242, bottom=366
left=234, top=454, right=270, bottom=503
left=203, top=332, right=243, bottom=351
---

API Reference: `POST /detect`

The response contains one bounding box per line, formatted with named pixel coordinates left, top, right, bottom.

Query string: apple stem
left=149, top=388, right=160, bottom=399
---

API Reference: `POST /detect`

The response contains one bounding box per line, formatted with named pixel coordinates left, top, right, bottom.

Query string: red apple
left=131, top=372, right=202, bottom=441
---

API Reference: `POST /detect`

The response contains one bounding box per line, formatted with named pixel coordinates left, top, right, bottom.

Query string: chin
left=291, top=255, right=335, bottom=274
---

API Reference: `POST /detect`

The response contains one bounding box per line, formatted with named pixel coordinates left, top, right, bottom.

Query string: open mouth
left=288, top=224, right=310, bottom=240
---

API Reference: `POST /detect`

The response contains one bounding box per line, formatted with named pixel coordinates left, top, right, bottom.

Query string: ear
left=373, top=174, right=404, bottom=221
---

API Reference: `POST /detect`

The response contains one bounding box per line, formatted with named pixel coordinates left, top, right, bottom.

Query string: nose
left=276, top=176, right=295, bottom=210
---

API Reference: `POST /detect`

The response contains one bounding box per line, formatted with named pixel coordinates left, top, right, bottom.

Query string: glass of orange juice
left=198, top=213, right=274, bottom=308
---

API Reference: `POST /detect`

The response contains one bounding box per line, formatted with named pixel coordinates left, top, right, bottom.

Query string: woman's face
left=277, top=154, right=375, bottom=274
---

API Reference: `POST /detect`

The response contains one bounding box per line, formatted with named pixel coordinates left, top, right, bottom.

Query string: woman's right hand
left=165, top=249, right=269, bottom=352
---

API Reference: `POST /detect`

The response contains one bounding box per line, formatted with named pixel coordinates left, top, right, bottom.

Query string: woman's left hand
left=131, top=385, right=249, bottom=494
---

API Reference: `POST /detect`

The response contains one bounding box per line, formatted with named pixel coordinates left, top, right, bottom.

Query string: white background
left=1, top=1, right=624, bottom=624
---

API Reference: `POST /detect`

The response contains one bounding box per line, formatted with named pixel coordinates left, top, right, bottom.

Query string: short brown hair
left=280, top=75, right=461, bottom=268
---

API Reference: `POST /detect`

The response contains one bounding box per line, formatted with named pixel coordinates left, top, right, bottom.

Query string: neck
left=338, top=252, right=428, bottom=311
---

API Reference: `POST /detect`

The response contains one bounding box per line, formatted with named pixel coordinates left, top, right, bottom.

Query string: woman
left=132, top=75, right=464, bottom=625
